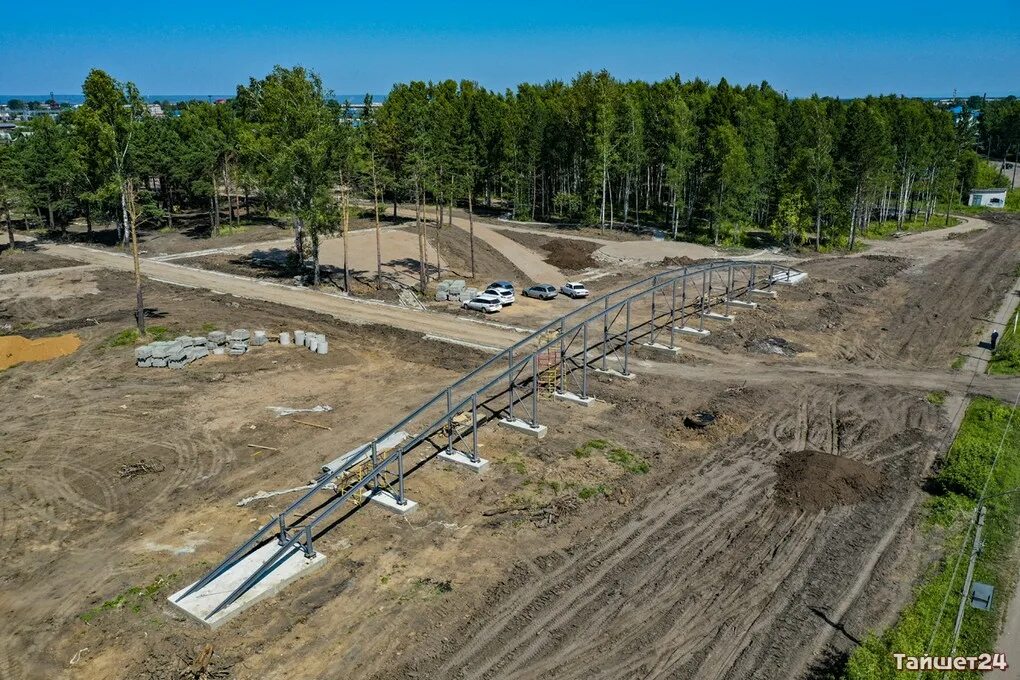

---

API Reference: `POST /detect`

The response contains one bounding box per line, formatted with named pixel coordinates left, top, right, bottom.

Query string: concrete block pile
left=135, top=328, right=272, bottom=368
left=435, top=280, right=478, bottom=302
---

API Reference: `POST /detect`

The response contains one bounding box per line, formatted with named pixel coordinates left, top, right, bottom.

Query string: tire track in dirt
left=393, top=387, right=939, bottom=680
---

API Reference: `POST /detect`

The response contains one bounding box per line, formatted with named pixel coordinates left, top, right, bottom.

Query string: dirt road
left=390, top=206, right=566, bottom=284
left=36, top=242, right=525, bottom=349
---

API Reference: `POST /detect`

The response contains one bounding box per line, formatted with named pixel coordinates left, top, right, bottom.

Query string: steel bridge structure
left=170, top=259, right=805, bottom=626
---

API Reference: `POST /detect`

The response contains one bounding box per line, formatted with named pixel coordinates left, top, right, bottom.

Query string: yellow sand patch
left=0, top=334, right=81, bottom=370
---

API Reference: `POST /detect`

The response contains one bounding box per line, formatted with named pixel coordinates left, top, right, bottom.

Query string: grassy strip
left=846, top=398, right=1020, bottom=679
left=864, top=214, right=962, bottom=240
left=988, top=305, right=1020, bottom=375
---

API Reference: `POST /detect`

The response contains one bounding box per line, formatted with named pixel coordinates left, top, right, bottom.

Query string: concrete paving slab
left=437, top=449, right=490, bottom=472
left=641, top=342, right=681, bottom=355
left=498, top=417, right=548, bottom=438
left=772, top=271, right=808, bottom=285
left=321, top=431, right=409, bottom=477
left=554, top=391, right=596, bottom=407
left=168, top=541, right=326, bottom=629
left=675, top=326, right=710, bottom=337
left=593, top=367, right=637, bottom=380
left=362, top=487, right=418, bottom=514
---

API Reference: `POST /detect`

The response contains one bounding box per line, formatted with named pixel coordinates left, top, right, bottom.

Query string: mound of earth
left=543, top=238, right=600, bottom=271
left=659, top=255, right=697, bottom=267
left=773, top=450, right=883, bottom=512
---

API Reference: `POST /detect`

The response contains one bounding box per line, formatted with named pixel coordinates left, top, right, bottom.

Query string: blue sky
left=2, top=0, right=1018, bottom=97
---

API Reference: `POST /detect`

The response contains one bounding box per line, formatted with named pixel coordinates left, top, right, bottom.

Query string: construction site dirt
left=1, top=212, right=1019, bottom=680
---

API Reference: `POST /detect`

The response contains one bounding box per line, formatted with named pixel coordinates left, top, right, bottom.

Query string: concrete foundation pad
left=362, top=487, right=418, bottom=514
left=641, top=342, right=681, bottom=355
left=593, top=368, right=637, bottom=380
left=749, top=289, right=778, bottom=299
left=702, top=312, right=734, bottom=322
left=675, top=326, right=711, bottom=338
left=554, top=391, right=596, bottom=407
left=437, top=449, right=490, bottom=472
left=168, top=541, right=326, bottom=629
left=498, top=417, right=548, bottom=438
left=725, top=299, right=758, bottom=309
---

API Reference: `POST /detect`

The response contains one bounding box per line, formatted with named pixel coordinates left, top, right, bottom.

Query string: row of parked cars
left=463, top=281, right=590, bottom=313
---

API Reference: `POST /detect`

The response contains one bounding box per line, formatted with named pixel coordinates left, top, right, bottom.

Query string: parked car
left=523, top=284, right=558, bottom=300
left=488, top=280, right=515, bottom=291
left=462, top=294, right=503, bottom=313
left=484, top=287, right=515, bottom=305
left=561, top=282, right=590, bottom=299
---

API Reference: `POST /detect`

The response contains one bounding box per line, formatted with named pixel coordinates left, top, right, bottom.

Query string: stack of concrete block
left=134, top=326, right=281, bottom=368
left=436, top=281, right=451, bottom=301
left=463, top=287, right=479, bottom=301
left=136, top=337, right=205, bottom=369
left=446, top=280, right=467, bottom=301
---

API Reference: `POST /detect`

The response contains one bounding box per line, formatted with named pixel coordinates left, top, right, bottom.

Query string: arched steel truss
left=175, top=259, right=804, bottom=620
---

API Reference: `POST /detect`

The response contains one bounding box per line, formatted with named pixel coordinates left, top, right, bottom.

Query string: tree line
left=0, top=67, right=1013, bottom=311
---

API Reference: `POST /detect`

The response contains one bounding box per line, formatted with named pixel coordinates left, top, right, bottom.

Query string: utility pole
left=949, top=505, right=986, bottom=657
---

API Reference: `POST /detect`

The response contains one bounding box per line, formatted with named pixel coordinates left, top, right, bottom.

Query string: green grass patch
left=213, top=224, right=250, bottom=237
left=845, top=398, right=1020, bottom=679
left=106, top=328, right=140, bottom=347
left=578, top=484, right=611, bottom=501
left=574, top=439, right=649, bottom=474
left=573, top=439, right=610, bottom=458
left=926, top=391, right=948, bottom=406
left=951, top=355, right=966, bottom=371
left=988, top=308, right=1020, bottom=375
left=606, top=446, right=650, bottom=474
left=498, top=452, right=528, bottom=475
left=80, top=574, right=177, bottom=623
left=106, top=325, right=174, bottom=348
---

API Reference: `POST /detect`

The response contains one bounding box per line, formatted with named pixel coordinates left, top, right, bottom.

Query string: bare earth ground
left=0, top=214, right=1019, bottom=679
left=0, top=243, right=84, bottom=275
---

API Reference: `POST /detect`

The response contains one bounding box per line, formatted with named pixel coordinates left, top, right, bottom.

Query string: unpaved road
left=389, top=206, right=566, bottom=284
left=36, top=242, right=525, bottom=350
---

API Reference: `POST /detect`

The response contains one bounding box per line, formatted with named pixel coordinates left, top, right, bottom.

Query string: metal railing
left=175, top=259, right=801, bottom=619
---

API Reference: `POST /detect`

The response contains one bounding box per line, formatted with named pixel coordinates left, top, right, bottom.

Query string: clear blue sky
left=2, top=0, right=1017, bottom=98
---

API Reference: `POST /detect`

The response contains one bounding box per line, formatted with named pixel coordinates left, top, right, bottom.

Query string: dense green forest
left=1, top=67, right=1017, bottom=271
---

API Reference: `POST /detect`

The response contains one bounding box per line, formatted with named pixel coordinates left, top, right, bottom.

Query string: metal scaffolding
left=175, top=259, right=803, bottom=621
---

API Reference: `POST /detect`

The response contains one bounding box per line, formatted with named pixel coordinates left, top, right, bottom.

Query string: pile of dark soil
left=543, top=238, right=600, bottom=271
left=774, top=450, right=883, bottom=512
left=659, top=255, right=697, bottom=268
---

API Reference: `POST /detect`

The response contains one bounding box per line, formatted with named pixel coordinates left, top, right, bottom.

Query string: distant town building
left=146, top=103, right=165, bottom=118
left=969, top=187, right=1008, bottom=208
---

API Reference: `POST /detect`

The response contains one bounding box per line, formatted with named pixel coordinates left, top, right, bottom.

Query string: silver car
left=462, top=294, right=503, bottom=313
left=484, top=287, right=516, bottom=305
left=561, top=282, right=590, bottom=298
left=523, top=284, right=558, bottom=300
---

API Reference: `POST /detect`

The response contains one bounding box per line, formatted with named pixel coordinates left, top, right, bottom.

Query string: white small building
left=969, top=187, right=1008, bottom=208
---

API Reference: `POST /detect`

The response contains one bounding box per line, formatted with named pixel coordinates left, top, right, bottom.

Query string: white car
left=561, top=282, right=590, bottom=299
left=462, top=294, right=503, bottom=313
left=484, top=286, right=516, bottom=305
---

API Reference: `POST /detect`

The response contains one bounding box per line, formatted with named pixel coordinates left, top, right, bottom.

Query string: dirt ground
left=0, top=243, right=84, bottom=274
left=2, top=213, right=1019, bottom=679
left=494, top=228, right=603, bottom=273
